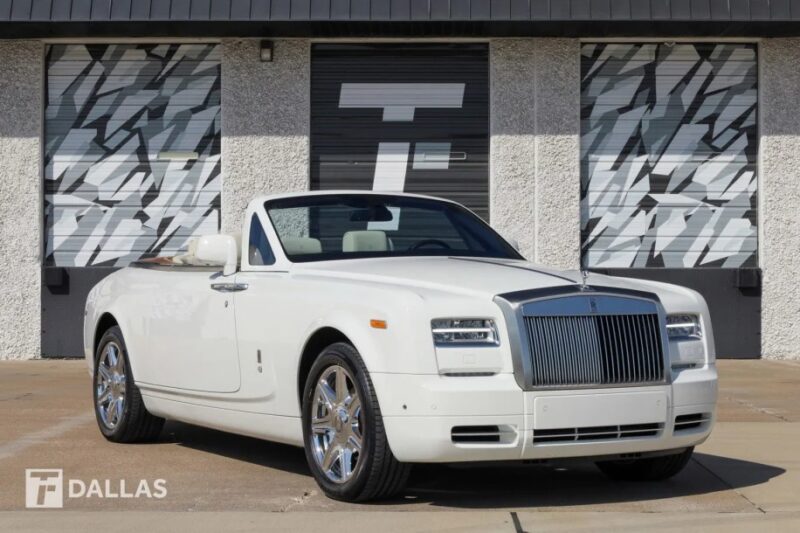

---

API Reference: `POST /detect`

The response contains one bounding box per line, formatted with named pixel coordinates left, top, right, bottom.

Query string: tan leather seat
left=172, top=237, right=199, bottom=265
left=283, top=236, right=323, bottom=255
left=342, top=230, right=389, bottom=253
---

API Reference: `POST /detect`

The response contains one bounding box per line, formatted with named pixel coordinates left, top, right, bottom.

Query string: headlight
left=431, top=318, right=499, bottom=346
left=666, top=314, right=702, bottom=341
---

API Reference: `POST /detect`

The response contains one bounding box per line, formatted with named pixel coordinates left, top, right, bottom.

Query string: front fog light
left=666, top=314, right=702, bottom=341
left=431, top=319, right=499, bottom=346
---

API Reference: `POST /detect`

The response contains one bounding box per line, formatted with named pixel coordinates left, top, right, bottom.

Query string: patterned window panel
left=44, top=43, right=221, bottom=267
left=580, top=43, right=758, bottom=269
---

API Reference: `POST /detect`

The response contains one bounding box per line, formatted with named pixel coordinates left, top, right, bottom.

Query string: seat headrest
left=342, top=230, right=389, bottom=253
left=171, top=237, right=198, bottom=265
left=187, top=237, right=198, bottom=257
left=283, top=236, right=323, bottom=255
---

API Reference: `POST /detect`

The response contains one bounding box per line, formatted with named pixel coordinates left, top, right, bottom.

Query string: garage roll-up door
left=580, top=43, right=758, bottom=269
left=43, top=43, right=221, bottom=356
left=45, top=43, right=221, bottom=268
left=311, top=44, right=489, bottom=220
left=580, top=43, right=760, bottom=359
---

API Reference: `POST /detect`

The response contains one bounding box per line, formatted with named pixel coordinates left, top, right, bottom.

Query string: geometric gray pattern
left=580, top=43, right=758, bottom=268
left=44, top=43, right=221, bottom=267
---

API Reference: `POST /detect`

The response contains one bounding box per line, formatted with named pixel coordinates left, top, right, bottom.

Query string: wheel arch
left=94, top=312, right=120, bottom=356
left=297, top=326, right=354, bottom=405
left=92, top=312, right=140, bottom=378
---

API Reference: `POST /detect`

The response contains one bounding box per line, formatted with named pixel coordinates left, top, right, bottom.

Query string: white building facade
left=0, top=0, right=797, bottom=360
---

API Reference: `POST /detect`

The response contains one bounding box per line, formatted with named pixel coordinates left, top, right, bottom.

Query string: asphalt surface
left=1, top=359, right=799, bottom=531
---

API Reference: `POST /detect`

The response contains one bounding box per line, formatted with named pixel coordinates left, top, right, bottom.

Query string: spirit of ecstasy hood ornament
left=579, top=269, right=590, bottom=291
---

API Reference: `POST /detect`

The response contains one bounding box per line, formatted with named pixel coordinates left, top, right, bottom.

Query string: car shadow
left=396, top=454, right=785, bottom=508
left=161, top=420, right=311, bottom=477
left=161, top=420, right=785, bottom=508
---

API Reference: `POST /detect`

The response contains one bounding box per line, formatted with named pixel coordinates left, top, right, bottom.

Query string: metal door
left=43, top=43, right=222, bottom=356
left=580, top=43, right=760, bottom=358
left=311, top=43, right=489, bottom=220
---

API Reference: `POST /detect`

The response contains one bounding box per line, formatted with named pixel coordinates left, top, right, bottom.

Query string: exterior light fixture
left=260, top=40, right=273, bottom=62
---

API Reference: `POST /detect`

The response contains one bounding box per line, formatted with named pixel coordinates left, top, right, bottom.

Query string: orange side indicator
left=370, top=319, right=388, bottom=330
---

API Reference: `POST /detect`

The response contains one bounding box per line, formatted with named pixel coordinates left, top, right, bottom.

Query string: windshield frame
left=263, top=193, right=523, bottom=263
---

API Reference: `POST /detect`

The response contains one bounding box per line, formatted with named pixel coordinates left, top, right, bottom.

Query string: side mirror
left=195, top=234, right=238, bottom=276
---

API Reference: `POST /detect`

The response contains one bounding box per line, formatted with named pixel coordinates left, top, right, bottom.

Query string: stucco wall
left=490, top=40, right=537, bottom=259
left=0, top=41, right=42, bottom=360
left=221, top=39, right=310, bottom=233
left=760, top=39, right=800, bottom=360
left=490, top=39, right=581, bottom=268
left=532, top=39, right=581, bottom=270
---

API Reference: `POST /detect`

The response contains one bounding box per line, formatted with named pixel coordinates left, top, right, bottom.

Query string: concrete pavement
left=0, top=359, right=798, bottom=530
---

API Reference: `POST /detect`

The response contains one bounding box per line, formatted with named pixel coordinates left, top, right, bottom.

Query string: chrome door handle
left=210, top=283, right=249, bottom=293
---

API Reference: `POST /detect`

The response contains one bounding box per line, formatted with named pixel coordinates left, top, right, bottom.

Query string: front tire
left=301, top=342, right=410, bottom=502
left=595, top=447, right=694, bottom=481
left=93, top=326, right=164, bottom=443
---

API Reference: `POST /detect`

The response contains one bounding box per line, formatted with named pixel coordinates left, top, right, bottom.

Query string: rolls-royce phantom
left=84, top=191, right=717, bottom=502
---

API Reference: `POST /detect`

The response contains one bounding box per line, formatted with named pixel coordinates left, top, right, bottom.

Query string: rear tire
left=301, top=342, right=411, bottom=502
left=93, top=326, right=164, bottom=443
left=595, top=447, right=694, bottom=481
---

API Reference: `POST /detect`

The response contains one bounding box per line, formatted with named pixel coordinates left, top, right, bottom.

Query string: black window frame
left=247, top=213, right=276, bottom=266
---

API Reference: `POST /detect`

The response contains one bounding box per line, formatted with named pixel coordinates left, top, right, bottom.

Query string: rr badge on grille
left=589, top=297, right=598, bottom=314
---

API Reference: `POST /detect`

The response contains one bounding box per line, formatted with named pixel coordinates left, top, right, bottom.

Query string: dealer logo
left=25, top=469, right=63, bottom=509
left=25, top=469, right=167, bottom=509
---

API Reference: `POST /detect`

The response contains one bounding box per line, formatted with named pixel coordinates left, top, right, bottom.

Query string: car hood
left=294, top=256, right=575, bottom=296
left=292, top=256, right=693, bottom=303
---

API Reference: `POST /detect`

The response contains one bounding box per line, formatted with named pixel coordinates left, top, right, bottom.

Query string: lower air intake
left=451, top=425, right=516, bottom=444
left=674, top=413, right=711, bottom=432
left=533, top=423, right=662, bottom=444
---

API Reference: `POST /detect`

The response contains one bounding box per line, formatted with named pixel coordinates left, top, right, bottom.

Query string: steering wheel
left=410, top=239, right=452, bottom=251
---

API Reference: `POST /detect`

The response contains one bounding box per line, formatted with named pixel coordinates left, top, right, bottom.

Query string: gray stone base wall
left=760, top=39, right=800, bottom=360
left=221, top=39, right=310, bottom=233
left=0, top=41, right=42, bottom=360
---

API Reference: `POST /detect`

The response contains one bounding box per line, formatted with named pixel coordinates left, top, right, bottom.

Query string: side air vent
left=674, top=413, right=711, bottom=432
left=451, top=425, right=517, bottom=444
left=533, top=423, right=662, bottom=444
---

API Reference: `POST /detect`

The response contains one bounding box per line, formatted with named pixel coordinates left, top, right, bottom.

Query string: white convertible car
left=84, top=191, right=717, bottom=502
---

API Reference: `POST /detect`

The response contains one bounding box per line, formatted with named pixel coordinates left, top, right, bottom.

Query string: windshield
left=265, top=194, right=522, bottom=263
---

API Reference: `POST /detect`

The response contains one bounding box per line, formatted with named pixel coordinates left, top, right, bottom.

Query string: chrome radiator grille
left=524, top=313, right=665, bottom=387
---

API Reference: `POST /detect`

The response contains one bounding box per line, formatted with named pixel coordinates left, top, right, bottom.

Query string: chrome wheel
left=95, top=341, right=126, bottom=429
left=310, top=365, right=363, bottom=484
